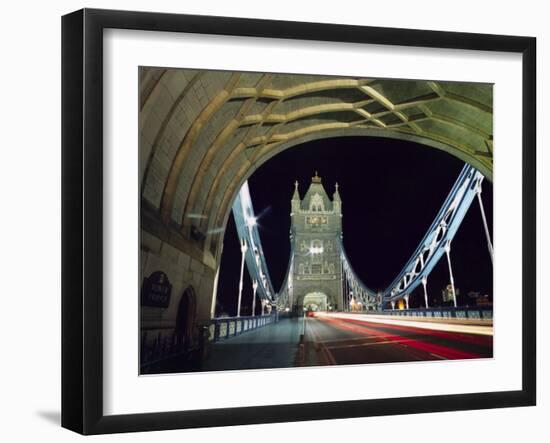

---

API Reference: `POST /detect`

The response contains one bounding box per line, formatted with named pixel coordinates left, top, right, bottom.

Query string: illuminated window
left=310, top=193, right=325, bottom=212
left=311, top=264, right=322, bottom=274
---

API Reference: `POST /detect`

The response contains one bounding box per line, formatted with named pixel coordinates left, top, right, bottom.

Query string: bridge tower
left=290, top=172, right=344, bottom=312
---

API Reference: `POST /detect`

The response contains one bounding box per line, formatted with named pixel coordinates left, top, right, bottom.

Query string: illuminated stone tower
left=290, top=172, right=344, bottom=312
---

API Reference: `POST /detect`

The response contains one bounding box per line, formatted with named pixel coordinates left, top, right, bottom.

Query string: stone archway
left=141, top=71, right=493, bottom=254
left=303, top=292, right=328, bottom=311
left=139, top=69, right=493, bottom=328
left=175, top=286, right=197, bottom=349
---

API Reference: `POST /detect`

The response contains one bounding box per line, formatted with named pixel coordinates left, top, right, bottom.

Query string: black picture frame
left=61, top=8, right=536, bottom=435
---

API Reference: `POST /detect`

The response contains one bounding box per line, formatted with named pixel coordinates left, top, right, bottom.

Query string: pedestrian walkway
left=202, top=316, right=303, bottom=371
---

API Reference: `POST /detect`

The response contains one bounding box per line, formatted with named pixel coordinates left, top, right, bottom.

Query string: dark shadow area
left=35, top=410, right=61, bottom=426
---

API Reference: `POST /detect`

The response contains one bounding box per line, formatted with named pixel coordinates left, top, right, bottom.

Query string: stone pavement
left=202, top=316, right=304, bottom=371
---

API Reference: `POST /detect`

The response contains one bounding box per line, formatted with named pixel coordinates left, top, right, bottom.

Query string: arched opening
left=139, top=69, right=494, bottom=373
left=303, top=292, right=328, bottom=311
left=215, top=135, right=492, bottom=315
left=210, top=128, right=492, bottom=266
left=174, top=286, right=197, bottom=350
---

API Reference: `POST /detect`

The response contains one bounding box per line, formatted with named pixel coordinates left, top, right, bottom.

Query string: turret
left=302, top=171, right=332, bottom=212
left=291, top=180, right=301, bottom=214
left=333, top=182, right=342, bottom=214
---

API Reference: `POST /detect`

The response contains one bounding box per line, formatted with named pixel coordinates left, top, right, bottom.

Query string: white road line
left=326, top=339, right=413, bottom=350
left=321, top=335, right=397, bottom=345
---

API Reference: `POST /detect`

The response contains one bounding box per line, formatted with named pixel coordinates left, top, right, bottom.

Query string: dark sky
left=215, top=136, right=493, bottom=315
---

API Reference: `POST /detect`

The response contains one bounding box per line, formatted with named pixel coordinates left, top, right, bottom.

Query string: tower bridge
left=234, top=163, right=489, bottom=316
left=139, top=70, right=494, bottom=373
left=141, top=162, right=493, bottom=373
left=289, top=172, right=344, bottom=312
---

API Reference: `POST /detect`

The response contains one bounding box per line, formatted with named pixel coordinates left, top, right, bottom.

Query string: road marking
left=320, top=343, right=337, bottom=365
left=304, top=318, right=335, bottom=365
left=326, top=339, right=413, bottom=350
left=321, top=335, right=398, bottom=345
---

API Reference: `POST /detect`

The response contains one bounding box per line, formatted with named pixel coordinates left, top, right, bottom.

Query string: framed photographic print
left=61, top=8, right=536, bottom=435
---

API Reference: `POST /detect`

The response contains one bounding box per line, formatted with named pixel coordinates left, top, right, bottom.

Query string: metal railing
left=208, top=312, right=279, bottom=342
left=377, top=306, right=493, bottom=320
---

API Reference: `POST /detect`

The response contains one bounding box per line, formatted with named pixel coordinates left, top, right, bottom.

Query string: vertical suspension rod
left=476, top=180, right=494, bottom=264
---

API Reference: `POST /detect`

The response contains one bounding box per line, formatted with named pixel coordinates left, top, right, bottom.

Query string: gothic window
left=310, top=193, right=325, bottom=212
left=310, top=240, right=323, bottom=264
left=299, top=264, right=304, bottom=274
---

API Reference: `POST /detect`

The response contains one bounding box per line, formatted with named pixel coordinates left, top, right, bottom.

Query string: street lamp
left=237, top=238, right=248, bottom=317
left=251, top=279, right=258, bottom=317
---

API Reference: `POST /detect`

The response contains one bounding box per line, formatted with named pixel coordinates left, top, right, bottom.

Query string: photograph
left=0, top=0, right=542, bottom=439
left=139, top=69, right=494, bottom=375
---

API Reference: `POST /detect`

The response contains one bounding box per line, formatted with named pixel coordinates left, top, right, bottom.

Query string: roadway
left=301, top=313, right=493, bottom=366
left=149, top=313, right=492, bottom=373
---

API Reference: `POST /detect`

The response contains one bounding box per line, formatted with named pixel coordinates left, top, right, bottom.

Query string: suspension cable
left=476, top=181, right=494, bottom=264
left=444, top=241, right=458, bottom=308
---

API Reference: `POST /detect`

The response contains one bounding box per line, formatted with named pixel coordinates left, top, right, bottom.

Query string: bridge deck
left=145, top=313, right=493, bottom=374
left=202, top=316, right=303, bottom=372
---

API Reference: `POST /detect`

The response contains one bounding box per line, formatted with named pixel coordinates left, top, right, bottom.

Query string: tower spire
left=333, top=182, right=341, bottom=201
left=312, top=170, right=322, bottom=184
left=292, top=180, right=300, bottom=200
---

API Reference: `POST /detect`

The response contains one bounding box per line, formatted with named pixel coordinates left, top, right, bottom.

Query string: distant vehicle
left=306, top=309, right=315, bottom=318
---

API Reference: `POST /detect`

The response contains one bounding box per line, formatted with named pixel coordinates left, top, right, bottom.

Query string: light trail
left=316, top=312, right=494, bottom=336
left=310, top=314, right=492, bottom=361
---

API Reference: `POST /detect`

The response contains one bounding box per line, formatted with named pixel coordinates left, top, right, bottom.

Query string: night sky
left=215, top=136, right=493, bottom=316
